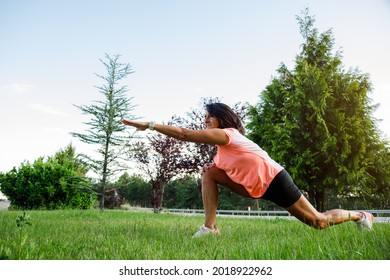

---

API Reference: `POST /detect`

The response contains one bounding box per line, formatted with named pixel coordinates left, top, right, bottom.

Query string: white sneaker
left=356, top=211, right=374, bottom=231
left=192, top=225, right=220, bottom=238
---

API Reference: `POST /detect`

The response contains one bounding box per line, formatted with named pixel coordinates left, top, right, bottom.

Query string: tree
left=71, top=54, right=137, bottom=210
left=130, top=116, right=195, bottom=213
left=247, top=9, right=389, bottom=211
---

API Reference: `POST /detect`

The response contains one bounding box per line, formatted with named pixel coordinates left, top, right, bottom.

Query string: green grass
left=0, top=209, right=389, bottom=260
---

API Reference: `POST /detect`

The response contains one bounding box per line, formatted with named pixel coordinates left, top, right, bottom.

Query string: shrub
left=0, top=156, right=96, bottom=210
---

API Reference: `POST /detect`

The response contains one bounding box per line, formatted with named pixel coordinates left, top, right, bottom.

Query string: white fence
left=166, top=208, right=390, bottom=217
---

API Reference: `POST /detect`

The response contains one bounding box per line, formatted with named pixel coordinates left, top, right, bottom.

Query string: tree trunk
left=307, top=188, right=326, bottom=212
left=100, top=174, right=107, bottom=212
left=308, top=189, right=315, bottom=208
left=152, top=181, right=165, bottom=213
left=315, top=190, right=326, bottom=212
left=197, top=178, right=202, bottom=193
left=100, top=136, right=110, bottom=212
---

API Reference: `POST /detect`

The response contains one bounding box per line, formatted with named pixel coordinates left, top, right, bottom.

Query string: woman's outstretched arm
left=121, top=120, right=228, bottom=145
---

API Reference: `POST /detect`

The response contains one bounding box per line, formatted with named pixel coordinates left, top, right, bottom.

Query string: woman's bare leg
left=201, top=163, right=250, bottom=229
left=286, top=195, right=363, bottom=229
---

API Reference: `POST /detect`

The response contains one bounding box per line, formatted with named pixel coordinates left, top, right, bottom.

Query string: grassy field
left=0, top=209, right=389, bottom=260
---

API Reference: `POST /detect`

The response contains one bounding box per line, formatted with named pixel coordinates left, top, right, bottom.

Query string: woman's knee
left=202, top=163, right=217, bottom=178
left=201, top=163, right=217, bottom=185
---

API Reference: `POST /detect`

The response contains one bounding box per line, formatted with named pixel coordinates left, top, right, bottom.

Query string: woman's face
left=204, top=111, right=219, bottom=129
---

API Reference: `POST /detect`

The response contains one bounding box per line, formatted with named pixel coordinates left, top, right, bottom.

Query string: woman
left=122, top=103, right=374, bottom=238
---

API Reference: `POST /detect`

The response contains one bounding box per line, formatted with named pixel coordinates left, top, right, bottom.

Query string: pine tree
left=71, top=54, right=136, bottom=210
left=247, top=9, right=389, bottom=211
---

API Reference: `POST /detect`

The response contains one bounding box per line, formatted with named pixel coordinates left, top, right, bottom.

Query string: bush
left=0, top=156, right=96, bottom=210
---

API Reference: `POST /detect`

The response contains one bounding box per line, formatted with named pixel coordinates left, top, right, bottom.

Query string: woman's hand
left=121, top=119, right=149, bottom=131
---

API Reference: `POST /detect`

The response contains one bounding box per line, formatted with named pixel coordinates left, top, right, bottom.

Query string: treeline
left=112, top=172, right=385, bottom=211
left=112, top=173, right=273, bottom=211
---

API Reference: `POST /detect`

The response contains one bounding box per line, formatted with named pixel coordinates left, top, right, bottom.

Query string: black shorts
left=261, top=169, right=302, bottom=208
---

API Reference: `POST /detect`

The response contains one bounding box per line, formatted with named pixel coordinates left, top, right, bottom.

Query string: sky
left=1, top=0, right=389, bottom=174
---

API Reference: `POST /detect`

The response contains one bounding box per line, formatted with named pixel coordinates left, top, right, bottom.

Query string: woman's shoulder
left=222, top=127, right=238, bottom=134
left=223, top=127, right=247, bottom=138
left=220, top=127, right=251, bottom=146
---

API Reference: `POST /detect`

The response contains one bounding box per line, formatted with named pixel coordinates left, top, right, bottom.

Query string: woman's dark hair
left=205, top=103, right=245, bottom=135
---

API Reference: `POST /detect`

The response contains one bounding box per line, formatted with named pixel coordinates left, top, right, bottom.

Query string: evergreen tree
left=247, top=9, right=389, bottom=211
left=71, top=54, right=137, bottom=210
